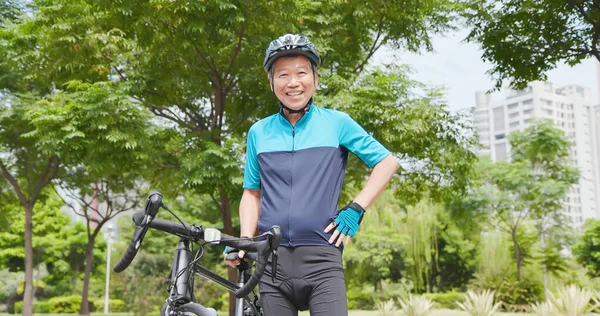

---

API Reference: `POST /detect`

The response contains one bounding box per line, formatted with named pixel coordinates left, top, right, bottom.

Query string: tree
left=574, top=219, right=600, bottom=278
left=0, top=188, right=95, bottom=303
left=465, top=0, right=600, bottom=89
left=475, top=120, right=578, bottom=281
left=0, top=94, right=60, bottom=316
left=25, top=80, right=154, bottom=315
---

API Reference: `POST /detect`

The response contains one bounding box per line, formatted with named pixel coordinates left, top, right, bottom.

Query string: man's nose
left=287, top=75, right=299, bottom=87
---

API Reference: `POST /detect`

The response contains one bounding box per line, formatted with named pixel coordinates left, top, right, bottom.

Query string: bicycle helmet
left=263, top=34, right=321, bottom=72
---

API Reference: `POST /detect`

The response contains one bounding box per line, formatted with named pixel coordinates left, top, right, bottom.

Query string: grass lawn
left=0, top=308, right=528, bottom=316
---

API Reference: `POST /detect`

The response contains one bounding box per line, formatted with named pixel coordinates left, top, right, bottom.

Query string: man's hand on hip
left=324, top=202, right=365, bottom=247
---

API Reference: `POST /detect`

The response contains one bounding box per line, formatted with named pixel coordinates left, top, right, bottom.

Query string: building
left=472, top=81, right=600, bottom=226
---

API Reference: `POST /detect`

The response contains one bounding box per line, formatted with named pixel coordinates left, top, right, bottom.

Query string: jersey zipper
left=288, top=126, right=295, bottom=246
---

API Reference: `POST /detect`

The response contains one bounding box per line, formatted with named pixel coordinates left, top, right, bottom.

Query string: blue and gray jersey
left=243, top=105, right=390, bottom=247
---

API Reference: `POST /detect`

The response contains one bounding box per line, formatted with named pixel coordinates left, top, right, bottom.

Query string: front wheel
left=161, top=302, right=218, bottom=316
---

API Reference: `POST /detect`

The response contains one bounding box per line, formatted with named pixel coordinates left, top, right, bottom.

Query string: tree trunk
left=79, top=237, right=96, bottom=315
left=511, top=230, right=522, bottom=281
left=23, top=204, right=34, bottom=316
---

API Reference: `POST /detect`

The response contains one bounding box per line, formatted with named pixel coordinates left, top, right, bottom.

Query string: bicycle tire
left=161, top=302, right=218, bottom=316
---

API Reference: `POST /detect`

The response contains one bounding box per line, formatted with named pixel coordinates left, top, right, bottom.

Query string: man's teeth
left=287, top=92, right=302, bottom=96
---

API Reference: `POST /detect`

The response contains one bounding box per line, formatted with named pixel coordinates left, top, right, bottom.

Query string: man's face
left=270, top=55, right=318, bottom=111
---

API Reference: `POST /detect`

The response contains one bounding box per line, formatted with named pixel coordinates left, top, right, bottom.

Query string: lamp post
left=104, top=224, right=115, bottom=314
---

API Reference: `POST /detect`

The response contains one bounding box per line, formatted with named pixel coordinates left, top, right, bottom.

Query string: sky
left=374, top=30, right=599, bottom=112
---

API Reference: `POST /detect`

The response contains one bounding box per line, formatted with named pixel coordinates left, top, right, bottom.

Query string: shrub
left=546, top=285, right=599, bottom=316
left=423, top=292, right=464, bottom=309
left=531, top=300, right=554, bottom=316
left=347, top=286, right=376, bottom=310
left=13, top=301, right=23, bottom=314
left=398, top=295, right=435, bottom=316
left=94, top=299, right=126, bottom=312
left=375, top=299, right=398, bottom=316
left=33, top=301, right=51, bottom=313
left=49, top=295, right=81, bottom=313
left=456, top=290, right=503, bottom=316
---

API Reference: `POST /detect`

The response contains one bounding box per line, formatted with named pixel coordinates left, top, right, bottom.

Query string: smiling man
left=225, top=34, right=398, bottom=315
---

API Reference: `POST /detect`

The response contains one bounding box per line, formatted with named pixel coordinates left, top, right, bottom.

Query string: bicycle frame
left=166, top=237, right=261, bottom=316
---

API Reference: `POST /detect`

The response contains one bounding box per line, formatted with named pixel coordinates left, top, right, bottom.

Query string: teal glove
left=333, top=202, right=365, bottom=237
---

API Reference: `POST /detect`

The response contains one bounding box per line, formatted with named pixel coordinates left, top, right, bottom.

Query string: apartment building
left=472, top=82, right=600, bottom=226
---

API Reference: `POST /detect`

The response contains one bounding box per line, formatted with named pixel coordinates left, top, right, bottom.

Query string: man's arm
left=325, top=154, right=398, bottom=246
left=239, top=188, right=261, bottom=238
left=225, top=188, right=260, bottom=267
left=352, top=154, right=398, bottom=209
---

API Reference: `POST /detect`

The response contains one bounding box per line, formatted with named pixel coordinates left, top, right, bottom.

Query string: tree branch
left=571, top=0, right=600, bottom=60
left=224, top=23, right=246, bottom=83
left=209, top=192, right=223, bottom=212
left=354, top=15, right=386, bottom=73
left=152, top=160, right=180, bottom=169
left=30, top=156, right=59, bottom=204
left=193, top=44, right=221, bottom=81
left=0, top=158, right=28, bottom=208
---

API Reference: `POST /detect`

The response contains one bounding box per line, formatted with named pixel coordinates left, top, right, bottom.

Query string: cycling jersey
left=243, top=104, right=390, bottom=247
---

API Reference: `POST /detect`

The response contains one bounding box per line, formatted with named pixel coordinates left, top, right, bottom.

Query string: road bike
left=113, top=192, right=281, bottom=316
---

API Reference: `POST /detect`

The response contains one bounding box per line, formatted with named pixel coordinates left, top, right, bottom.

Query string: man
left=226, top=34, right=398, bottom=315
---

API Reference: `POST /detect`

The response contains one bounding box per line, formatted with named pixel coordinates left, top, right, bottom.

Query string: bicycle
left=113, top=192, right=281, bottom=316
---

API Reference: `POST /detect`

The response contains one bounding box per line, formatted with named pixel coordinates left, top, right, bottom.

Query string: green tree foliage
left=24, top=80, right=154, bottom=315
left=0, top=93, right=60, bottom=316
left=574, top=219, right=600, bottom=278
left=465, top=0, right=600, bottom=89
left=0, top=189, right=98, bottom=301
left=474, top=120, right=578, bottom=281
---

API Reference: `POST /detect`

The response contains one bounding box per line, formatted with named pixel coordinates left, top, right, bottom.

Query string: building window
left=508, top=103, right=518, bottom=109
left=524, top=118, right=532, bottom=123
left=509, top=121, right=520, bottom=128
left=524, top=109, right=533, bottom=114
left=522, top=99, right=533, bottom=105
left=495, top=133, right=505, bottom=139
left=509, top=112, right=519, bottom=118
left=541, top=99, right=553, bottom=106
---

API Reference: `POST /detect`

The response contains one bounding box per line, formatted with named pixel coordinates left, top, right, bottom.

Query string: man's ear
left=314, top=71, right=319, bottom=87
left=269, top=78, right=274, bottom=92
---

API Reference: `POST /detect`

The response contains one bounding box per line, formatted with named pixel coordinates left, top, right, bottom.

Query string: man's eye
left=279, top=74, right=288, bottom=78
left=298, top=71, right=307, bottom=75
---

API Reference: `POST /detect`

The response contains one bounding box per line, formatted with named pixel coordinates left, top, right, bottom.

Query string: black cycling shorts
left=259, top=246, right=348, bottom=316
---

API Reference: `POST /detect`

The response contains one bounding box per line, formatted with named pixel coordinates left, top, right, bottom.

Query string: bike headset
left=263, top=33, right=321, bottom=114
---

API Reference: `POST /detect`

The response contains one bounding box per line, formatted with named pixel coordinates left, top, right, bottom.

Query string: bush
left=13, top=301, right=23, bottom=314
left=94, top=299, right=126, bottom=312
left=49, top=295, right=81, bottom=313
left=33, top=301, right=51, bottom=313
left=424, top=292, right=464, bottom=309
left=347, top=287, right=375, bottom=310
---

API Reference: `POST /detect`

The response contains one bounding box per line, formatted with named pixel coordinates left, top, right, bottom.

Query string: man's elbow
left=383, top=154, right=399, bottom=172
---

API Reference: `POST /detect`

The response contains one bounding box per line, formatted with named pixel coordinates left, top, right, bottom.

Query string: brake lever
left=271, top=247, right=278, bottom=283
left=267, top=226, right=281, bottom=283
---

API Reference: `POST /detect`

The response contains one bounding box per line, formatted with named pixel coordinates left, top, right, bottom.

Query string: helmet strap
left=279, top=98, right=312, bottom=114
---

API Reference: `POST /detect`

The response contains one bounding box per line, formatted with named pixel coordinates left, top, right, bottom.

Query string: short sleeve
left=243, top=127, right=261, bottom=190
left=339, top=112, right=390, bottom=168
